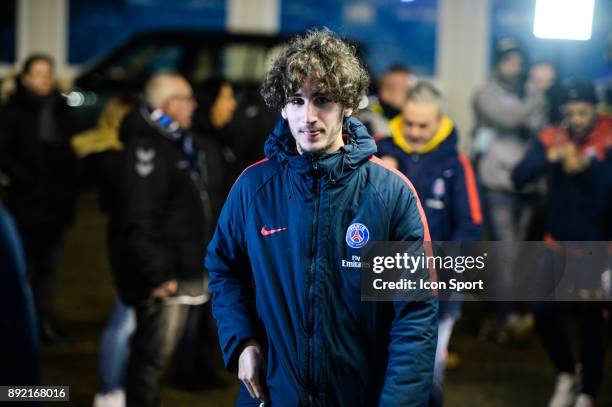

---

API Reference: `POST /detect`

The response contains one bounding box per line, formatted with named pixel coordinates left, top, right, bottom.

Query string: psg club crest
left=432, top=178, right=446, bottom=198
left=346, top=223, right=370, bottom=249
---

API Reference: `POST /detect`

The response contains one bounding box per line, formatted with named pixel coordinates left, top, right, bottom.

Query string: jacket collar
left=389, top=115, right=455, bottom=154
left=264, top=116, right=377, bottom=184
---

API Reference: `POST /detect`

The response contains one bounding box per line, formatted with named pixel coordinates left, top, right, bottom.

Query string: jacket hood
left=264, top=116, right=377, bottom=184
left=389, top=115, right=458, bottom=157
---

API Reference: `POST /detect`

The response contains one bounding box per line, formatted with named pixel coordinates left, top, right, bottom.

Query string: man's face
left=497, top=52, right=523, bottom=82
left=281, top=80, right=352, bottom=154
left=564, top=101, right=597, bottom=138
left=22, top=59, right=55, bottom=97
left=402, top=101, right=442, bottom=150
left=164, top=78, right=197, bottom=130
left=379, top=71, right=413, bottom=110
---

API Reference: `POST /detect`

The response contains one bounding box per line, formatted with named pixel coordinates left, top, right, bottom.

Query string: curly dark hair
left=260, top=28, right=370, bottom=111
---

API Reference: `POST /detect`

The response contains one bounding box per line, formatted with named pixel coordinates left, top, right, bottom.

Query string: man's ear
left=281, top=108, right=287, bottom=119
left=161, top=99, right=173, bottom=115
left=343, top=107, right=353, bottom=117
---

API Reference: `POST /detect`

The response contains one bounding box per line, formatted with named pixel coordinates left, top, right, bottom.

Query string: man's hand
left=546, top=144, right=568, bottom=163
left=562, top=143, right=590, bottom=173
left=238, top=340, right=268, bottom=402
left=547, top=143, right=590, bottom=173
left=150, top=279, right=178, bottom=300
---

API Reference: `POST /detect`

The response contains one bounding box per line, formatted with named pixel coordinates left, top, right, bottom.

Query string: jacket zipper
left=306, top=162, right=320, bottom=406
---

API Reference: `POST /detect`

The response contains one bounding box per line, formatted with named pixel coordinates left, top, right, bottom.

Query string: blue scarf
left=143, top=106, right=197, bottom=172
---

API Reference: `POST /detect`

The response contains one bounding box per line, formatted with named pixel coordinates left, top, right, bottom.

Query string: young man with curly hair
left=206, top=29, right=438, bottom=406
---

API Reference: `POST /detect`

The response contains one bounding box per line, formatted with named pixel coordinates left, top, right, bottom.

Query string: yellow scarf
left=389, top=115, right=454, bottom=154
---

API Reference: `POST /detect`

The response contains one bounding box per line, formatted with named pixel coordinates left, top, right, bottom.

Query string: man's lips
left=302, top=129, right=322, bottom=138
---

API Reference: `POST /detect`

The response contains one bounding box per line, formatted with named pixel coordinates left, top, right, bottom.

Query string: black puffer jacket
left=114, top=108, right=207, bottom=305
left=0, top=85, right=77, bottom=228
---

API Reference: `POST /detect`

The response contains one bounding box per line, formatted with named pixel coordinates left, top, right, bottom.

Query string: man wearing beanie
left=472, top=37, right=549, bottom=341
left=513, top=80, right=612, bottom=407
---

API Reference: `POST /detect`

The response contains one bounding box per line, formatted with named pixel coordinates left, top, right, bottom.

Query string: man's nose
left=406, top=126, right=418, bottom=137
left=305, top=101, right=318, bottom=123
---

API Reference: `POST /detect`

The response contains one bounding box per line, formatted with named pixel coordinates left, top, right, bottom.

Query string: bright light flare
left=533, top=0, right=595, bottom=40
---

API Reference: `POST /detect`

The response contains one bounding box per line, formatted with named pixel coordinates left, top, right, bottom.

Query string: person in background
left=528, top=61, right=566, bottom=126
left=472, top=38, right=547, bottom=342
left=192, top=76, right=240, bottom=217
left=377, top=81, right=483, bottom=406
left=513, top=80, right=612, bottom=407
left=171, top=76, right=239, bottom=391
left=116, top=73, right=209, bottom=407
left=357, top=64, right=415, bottom=138
left=72, top=96, right=137, bottom=407
left=0, top=53, right=77, bottom=344
left=524, top=62, right=561, bottom=241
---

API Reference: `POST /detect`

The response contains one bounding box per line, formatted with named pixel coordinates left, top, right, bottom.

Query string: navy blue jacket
left=377, top=116, right=483, bottom=242
left=205, top=117, right=438, bottom=406
left=512, top=116, right=612, bottom=241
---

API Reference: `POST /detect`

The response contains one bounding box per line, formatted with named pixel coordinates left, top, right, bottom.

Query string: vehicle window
left=192, top=49, right=215, bottom=84
left=220, top=44, right=268, bottom=82
left=105, top=44, right=184, bottom=81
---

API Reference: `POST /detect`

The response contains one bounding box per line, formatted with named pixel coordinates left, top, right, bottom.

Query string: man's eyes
left=405, top=121, right=428, bottom=130
left=288, top=96, right=331, bottom=105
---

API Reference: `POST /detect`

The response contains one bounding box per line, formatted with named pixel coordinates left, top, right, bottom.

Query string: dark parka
left=206, top=117, right=438, bottom=406
left=114, top=108, right=207, bottom=305
left=0, top=85, right=77, bottom=228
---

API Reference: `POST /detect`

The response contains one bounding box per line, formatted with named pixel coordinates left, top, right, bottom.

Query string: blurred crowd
left=0, top=33, right=610, bottom=407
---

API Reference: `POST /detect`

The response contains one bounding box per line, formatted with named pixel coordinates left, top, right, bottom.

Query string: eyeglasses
left=169, top=94, right=195, bottom=102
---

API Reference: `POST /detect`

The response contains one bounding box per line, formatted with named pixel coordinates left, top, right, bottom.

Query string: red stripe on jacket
left=229, top=158, right=270, bottom=192
left=369, top=156, right=431, bottom=241
left=458, top=154, right=483, bottom=225
left=369, top=156, right=437, bottom=287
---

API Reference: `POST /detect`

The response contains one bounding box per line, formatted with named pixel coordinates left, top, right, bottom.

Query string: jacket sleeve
left=122, top=133, right=172, bottom=290
left=474, top=85, right=544, bottom=131
left=451, top=155, right=483, bottom=241
left=512, top=138, right=548, bottom=189
left=379, top=179, right=438, bottom=406
left=205, top=176, right=258, bottom=372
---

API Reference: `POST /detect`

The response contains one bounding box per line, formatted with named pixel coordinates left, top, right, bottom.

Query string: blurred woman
left=192, top=76, right=239, bottom=219
left=171, top=77, right=238, bottom=390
